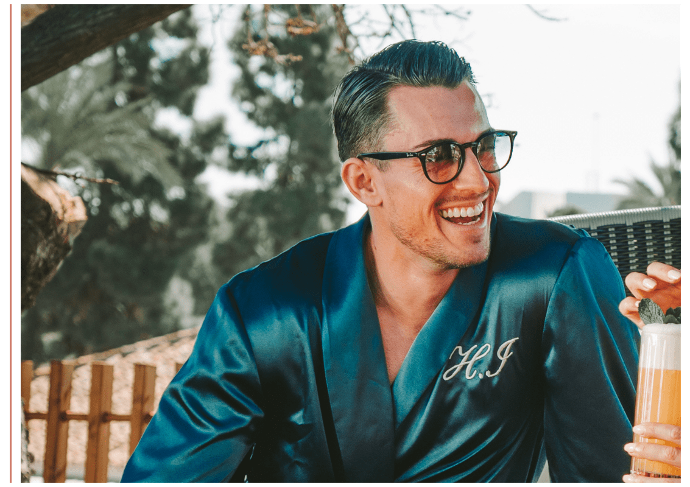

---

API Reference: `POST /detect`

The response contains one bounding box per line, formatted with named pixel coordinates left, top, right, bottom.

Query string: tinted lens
left=477, top=132, right=512, bottom=172
left=424, top=143, right=461, bottom=183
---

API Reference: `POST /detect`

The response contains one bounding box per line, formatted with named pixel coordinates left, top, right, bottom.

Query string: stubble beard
left=389, top=218, right=491, bottom=271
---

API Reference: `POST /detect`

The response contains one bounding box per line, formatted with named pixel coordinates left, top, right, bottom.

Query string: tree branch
left=21, top=164, right=88, bottom=311
left=22, top=4, right=191, bottom=91
left=525, top=5, right=567, bottom=22
left=21, top=163, right=120, bottom=185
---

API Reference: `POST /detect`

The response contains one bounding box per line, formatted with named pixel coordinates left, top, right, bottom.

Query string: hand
left=619, top=263, right=681, bottom=330
left=623, top=423, right=681, bottom=482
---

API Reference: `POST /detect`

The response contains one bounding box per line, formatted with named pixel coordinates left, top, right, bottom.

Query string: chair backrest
left=550, top=206, right=681, bottom=295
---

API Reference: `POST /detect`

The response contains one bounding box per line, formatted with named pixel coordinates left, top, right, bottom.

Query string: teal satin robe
left=121, top=212, right=639, bottom=482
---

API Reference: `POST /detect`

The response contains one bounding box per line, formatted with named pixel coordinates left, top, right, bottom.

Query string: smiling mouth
left=439, top=201, right=484, bottom=225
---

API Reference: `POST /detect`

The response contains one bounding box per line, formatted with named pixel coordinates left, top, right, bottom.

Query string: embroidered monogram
left=443, top=337, right=519, bottom=381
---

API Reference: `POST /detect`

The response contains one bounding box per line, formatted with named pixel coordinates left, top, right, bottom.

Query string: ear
left=341, top=157, right=383, bottom=207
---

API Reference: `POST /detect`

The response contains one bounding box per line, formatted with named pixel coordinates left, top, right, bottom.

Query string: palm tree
left=21, top=59, right=180, bottom=189
left=614, top=160, right=680, bottom=210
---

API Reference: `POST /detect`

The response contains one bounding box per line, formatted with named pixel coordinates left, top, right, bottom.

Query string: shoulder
left=486, top=213, right=625, bottom=327
left=492, top=212, right=595, bottom=258
left=489, top=212, right=608, bottom=281
left=225, top=230, right=335, bottom=305
left=493, top=212, right=587, bottom=247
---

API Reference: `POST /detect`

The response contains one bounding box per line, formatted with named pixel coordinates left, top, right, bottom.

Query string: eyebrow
left=410, top=128, right=495, bottom=152
left=411, top=138, right=455, bottom=151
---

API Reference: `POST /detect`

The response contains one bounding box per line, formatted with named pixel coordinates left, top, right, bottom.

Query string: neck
left=365, top=226, right=458, bottom=326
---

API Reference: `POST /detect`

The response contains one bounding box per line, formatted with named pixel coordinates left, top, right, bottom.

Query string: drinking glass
left=630, top=323, right=681, bottom=478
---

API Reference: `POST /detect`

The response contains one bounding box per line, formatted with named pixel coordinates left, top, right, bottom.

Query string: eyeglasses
left=357, top=130, right=517, bottom=185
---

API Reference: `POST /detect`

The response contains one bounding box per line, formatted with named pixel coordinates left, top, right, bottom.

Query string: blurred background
left=20, top=4, right=680, bottom=365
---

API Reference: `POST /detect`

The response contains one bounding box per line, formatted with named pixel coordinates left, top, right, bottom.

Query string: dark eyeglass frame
left=357, top=129, right=518, bottom=185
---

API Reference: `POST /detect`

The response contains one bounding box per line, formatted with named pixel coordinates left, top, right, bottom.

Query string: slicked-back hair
left=332, top=40, right=476, bottom=164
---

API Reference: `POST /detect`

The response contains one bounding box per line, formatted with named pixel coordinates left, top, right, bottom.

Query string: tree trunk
left=21, top=4, right=191, bottom=91
left=21, top=164, right=88, bottom=312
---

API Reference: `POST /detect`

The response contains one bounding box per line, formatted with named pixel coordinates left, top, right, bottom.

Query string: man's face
left=369, top=81, right=499, bottom=270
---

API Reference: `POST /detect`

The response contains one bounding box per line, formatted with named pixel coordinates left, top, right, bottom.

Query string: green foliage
left=639, top=298, right=681, bottom=325
left=614, top=160, right=681, bottom=209
left=21, top=63, right=183, bottom=189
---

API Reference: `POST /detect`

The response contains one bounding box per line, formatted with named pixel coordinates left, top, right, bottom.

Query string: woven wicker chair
left=550, top=206, right=681, bottom=295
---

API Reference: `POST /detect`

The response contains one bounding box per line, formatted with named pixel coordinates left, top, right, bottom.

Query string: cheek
left=489, top=172, right=500, bottom=196
left=383, top=174, right=433, bottom=212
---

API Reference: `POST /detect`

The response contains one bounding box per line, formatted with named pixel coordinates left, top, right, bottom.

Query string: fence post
left=129, top=363, right=156, bottom=455
left=21, top=361, right=34, bottom=483
left=84, top=362, right=114, bottom=483
left=44, top=360, right=74, bottom=483
left=21, top=361, right=33, bottom=410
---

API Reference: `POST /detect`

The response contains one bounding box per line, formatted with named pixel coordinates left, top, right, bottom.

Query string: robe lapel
left=321, top=214, right=395, bottom=481
left=391, top=217, right=494, bottom=428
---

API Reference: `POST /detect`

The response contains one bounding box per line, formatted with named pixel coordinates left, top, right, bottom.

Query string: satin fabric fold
left=122, top=212, right=638, bottom=483
left=322, top=217, right=395, bottom=481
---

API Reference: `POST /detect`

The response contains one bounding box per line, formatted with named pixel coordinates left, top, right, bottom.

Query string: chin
left=424, top=234, right=491, bottom=270
left=444, top=244, right=490, bottom=270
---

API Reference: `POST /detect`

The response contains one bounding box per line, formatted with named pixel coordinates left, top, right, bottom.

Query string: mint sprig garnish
left=639, top=298, right=681, bottom=325
left=664, top=307, right=681, bottom=324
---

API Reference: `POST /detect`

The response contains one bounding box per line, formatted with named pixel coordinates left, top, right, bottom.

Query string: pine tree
left=212, top=5, right=352, bottom=277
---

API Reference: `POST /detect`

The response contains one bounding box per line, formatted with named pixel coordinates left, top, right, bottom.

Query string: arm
left=121, top=284, right=264, bottom=482
left=542, top=238, right=639, bottom=482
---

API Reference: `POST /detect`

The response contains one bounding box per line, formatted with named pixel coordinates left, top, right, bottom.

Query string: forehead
left=384, top=82, right=489, bottom=149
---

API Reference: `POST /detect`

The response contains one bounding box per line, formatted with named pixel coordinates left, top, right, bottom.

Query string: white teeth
left=439, top=201, right=485, bottom=221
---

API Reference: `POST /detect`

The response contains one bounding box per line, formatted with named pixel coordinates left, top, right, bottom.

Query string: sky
left=18, top=4, right=682, bottom=210
left=186, top=4, right=681, bottom=222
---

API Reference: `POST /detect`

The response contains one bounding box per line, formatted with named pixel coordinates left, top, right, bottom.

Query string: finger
left=623, top=473, right=681, bottom=483
left=625, top=272, right=659, bottom=299
left=623, top=271, right=681, bottom=312
left=619, top=297, right=644, bottom=329
left=624, top=442, right=681, bottom=468
left=646, top=263, right=681, bottom=285
left=634, top=423, right=681, bottom=446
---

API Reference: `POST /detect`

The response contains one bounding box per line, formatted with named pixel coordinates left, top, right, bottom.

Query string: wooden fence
left=21, top=359, right=181, bottom=483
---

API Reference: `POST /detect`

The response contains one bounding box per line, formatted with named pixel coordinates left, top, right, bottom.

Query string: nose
left=450, top=147, right=491, bottom=192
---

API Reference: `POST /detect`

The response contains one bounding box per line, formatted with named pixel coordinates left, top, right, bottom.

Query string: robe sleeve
left=121, top=283, right=264, bottom=482
left=542, top=237, right=639, bottom=482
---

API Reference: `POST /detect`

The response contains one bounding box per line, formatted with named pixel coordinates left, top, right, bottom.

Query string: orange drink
left=631, top=324, right=681, bottom=478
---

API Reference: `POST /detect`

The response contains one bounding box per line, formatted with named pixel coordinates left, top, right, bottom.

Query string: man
left=122, top=40, right=639, bottom=482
